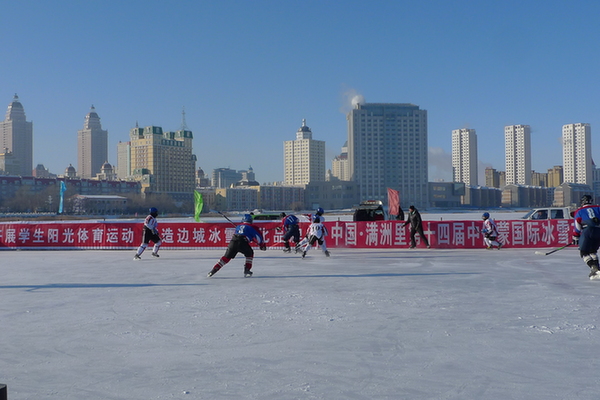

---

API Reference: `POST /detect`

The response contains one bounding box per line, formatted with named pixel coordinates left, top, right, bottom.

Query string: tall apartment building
left=331, top=141, right=350, bottom=181
left=451, top=128, right=478, bottom=186
left=78, top=106, right=108, bottom=179
left=116, top=141, right=131, bottom=179
left=283, top=119, right=325, bottom=185
left=348, top=103, right=428, bottom=206
left=562, top=123, right=592, bottom=185
left=128, top=125, right=196, bottom=202
left=504, top=125, right=531, bottom=185
left=0, top=94, right=33, bottom=176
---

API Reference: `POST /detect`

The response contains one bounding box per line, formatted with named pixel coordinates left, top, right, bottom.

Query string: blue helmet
left=149, top=207, right=158, bottom=217
left=482, top=212, right=490, bottom=219
left=242, top=214, right=253, bottom=223
left=316, top=207, right=324, bottom=215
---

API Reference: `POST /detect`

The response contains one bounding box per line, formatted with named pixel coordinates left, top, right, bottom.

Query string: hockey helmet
left=482, top=212, right=490, bottom=220
left=316, top=207, right=324, bottom=215
left=149, top=207, right=158, bottom=217
left=242, top=214, right=253, bottom=223
left=581, top=194, right=593, bottom=205
left=280, top=212, right=286, bottom=218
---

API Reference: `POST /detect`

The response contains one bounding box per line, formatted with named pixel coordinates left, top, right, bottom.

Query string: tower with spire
left=0, top=94, right=33, bottom=176
left=78, top=105, right=108, bottom=179
left=283, top=119, right=326, bottom=185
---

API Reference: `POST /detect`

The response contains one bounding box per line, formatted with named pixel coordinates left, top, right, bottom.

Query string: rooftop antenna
left=180, top=106, right=189, bottom=131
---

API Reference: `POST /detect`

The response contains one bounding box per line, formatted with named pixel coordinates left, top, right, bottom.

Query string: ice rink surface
left=2, top=246, right=600, bottom=399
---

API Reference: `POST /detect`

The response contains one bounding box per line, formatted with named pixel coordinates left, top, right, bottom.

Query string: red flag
left=387, top=188, right=400, bottom=216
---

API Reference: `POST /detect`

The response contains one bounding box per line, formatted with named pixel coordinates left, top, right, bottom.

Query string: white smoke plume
left=339, top=87, right=365, bottom=114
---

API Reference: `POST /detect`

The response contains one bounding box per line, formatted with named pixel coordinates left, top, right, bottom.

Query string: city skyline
left=2, top=2, right=600, bottom=184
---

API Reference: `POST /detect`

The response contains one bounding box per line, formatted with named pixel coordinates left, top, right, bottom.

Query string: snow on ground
left=2, top=246, right=600, bottom=399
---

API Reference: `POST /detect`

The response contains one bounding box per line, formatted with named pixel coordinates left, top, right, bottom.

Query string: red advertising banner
left=0, top=219, right=572, bottom=250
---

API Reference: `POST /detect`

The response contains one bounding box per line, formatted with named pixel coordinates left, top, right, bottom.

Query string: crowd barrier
left=0, top=219, right=572, bottom=250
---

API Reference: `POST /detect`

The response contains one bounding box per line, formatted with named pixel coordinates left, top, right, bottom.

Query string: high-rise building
left=129, top=125, right=196, bottom=202
left=116, top=141, right=131, bottom=179
left=504, top=125, right=531, bottom=185
left=451, top=128, right=478, bottom=186
left=78, top=106, right=108, bottom=179
left=562, top=123, right=592, bottom=185
left=331, top=141, right=350, bottom=181
left=283, top=119, right=326, bottom=185
left=0, top=94, right=33, bottom=176
left=348, top=102, right=428, bottom=206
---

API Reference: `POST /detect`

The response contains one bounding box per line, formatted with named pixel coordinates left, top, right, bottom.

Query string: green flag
left=194, top=191, right=203, bottom=222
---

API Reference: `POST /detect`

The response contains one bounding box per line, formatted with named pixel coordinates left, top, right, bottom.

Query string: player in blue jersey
left=208, top=214, right=266, bottom=278
left=572, top=194, right=600, bottom=279
left=279, top=212, right=300, bottom=253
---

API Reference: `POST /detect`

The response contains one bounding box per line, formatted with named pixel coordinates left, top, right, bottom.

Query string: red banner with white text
left=0, top=219, right=572, bottom=250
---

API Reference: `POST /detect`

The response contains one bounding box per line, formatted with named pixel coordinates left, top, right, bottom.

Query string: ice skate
left=244, top=268, right=253, bottom=277
left=133, top=254, right=141, bottom=260
left=324, top=250, right=330, bottom=257
left=152, top=252, right=159, bottom=258
left=207, top=267, right=219, bottom=278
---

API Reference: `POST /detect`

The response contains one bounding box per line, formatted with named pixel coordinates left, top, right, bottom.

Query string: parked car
left=521, top=207, right=573, bottom=220
left=353, top=200, right=385, bottom=221
left=252, top=213, right=282, bottom=221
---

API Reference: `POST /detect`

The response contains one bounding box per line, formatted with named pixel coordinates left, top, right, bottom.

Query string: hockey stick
left=209, top=209, right=237, bottom=227
left=534, top=243, right=573, bottom=256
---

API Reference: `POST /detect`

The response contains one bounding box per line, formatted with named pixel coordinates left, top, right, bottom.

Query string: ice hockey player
left=279, top=212, right=300, bottom=253
left=572, top=194, right=600, bottom=279
left=299, top=215, right=330, bottom=258
left=403, top=205, right=430, bottom=249
left=207, top=214, right=266, bottom=278
left=481, top=212, right=502, bottom=250
left=296, top=207, right=326, bottom=252
left=134, top=207, right=162, bottom=260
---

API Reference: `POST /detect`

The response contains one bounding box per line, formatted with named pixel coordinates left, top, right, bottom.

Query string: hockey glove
left=259, top=244, right=267, bottom=251
left=572, top=236, right=580, bottom=245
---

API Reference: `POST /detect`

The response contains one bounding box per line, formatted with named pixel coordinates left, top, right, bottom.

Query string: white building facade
left=504, top=125, right=531, bottom=185
left=348, top=102, right=428, bottom=206
left=283, top=119, right=326, bottom=185
left=331, top=141, right=350, bottom=181
left=0, top=94, right=33, bottom=176
left=451, top=128, right=478, bottom=186
left=562, top=123, right=592, bottom=185
left=78, top=105, right=108, bottom=179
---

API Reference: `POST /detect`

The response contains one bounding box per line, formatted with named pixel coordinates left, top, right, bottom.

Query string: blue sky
left=2, top=0, right=599, bottom=184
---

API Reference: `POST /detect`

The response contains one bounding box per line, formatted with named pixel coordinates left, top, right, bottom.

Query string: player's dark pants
left=142, top=228, right=161, bottom=245
left=283, top=225, right=300, bottom=249
left=579, top=227, right=600, bottom=257
left=409, top=226, right=429, bottom=248
left=224, top=234, right=254, bottom=259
